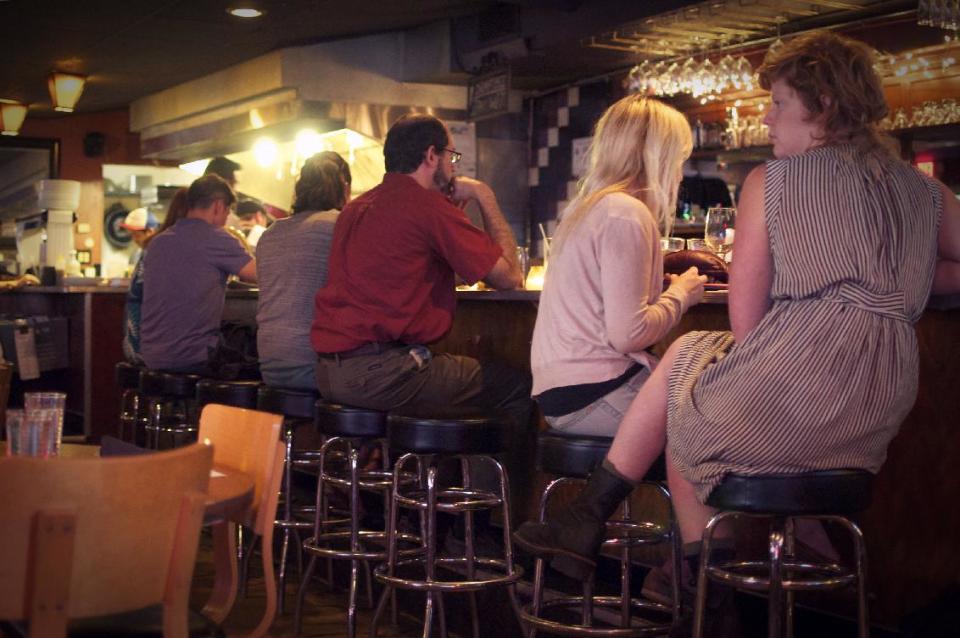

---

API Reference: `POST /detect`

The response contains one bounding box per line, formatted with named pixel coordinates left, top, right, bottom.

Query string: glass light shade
left=48, top=72, right=86, bottom=112
left=0, top=102, right=28, bottom=136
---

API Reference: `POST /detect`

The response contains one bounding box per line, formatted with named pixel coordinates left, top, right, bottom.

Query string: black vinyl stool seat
left=257, top=385, right=318, bottom=419
left=255, top=385, right=321, bottom=613
left=694, top=470, right=874, bottom=638
left=139, top=370, right=202, bottom=449
left=519, top=429, right=681, bottom=637
left=115, top=362, right=144, bottom=442
left=295, top=402, right=414, bottom=638
left=387, top=408, right=506, bottom=455
left=537, top=430, right=616, bottom=478
left=370, top=408, right=521, bottom=638
left=195, top=379, right=260, bottom=409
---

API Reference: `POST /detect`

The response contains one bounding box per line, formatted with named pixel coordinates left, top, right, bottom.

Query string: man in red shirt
left=312, top=114, right=530, bottom=426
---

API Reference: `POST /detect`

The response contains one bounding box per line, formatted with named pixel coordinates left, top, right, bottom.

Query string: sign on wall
left=467, top=67, right=511, bottom=122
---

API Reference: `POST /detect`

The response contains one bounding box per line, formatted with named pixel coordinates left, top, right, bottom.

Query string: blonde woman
left=530, top=95, right=706, bottom=436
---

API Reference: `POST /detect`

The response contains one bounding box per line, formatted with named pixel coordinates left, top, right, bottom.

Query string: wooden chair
left=0, top=442, right=213, bottom=638
left=197, top=404, right=284, bottom=638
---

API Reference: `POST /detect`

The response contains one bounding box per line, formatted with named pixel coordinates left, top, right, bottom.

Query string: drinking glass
left=6, top=408, right=59, bottom=457
left=25, top=391, right=66, bottom=456
left=5, top=409, right=24, bottom=456
left=660, top=237, right=686, bottom=253
left=686, top=238, right=710, bottom=252
left=515, top=246, right=530, bottom=283
left=705, top=207, right=737, bottom=258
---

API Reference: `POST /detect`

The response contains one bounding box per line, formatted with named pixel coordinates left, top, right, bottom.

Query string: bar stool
left=114, top=361, right=143, bottom=442
left=295, top=402, right=419, bottom=638
left=196, top=378, right=261, bottom=409
left=518, top=430, right=680, bottom=637
left=139, top=370, right=202, bottom=449
left=256, top=385, right=322, bottom=612
left=693, top=470, right=873, bottom=638
left=371, top=408, right=522, bottom=638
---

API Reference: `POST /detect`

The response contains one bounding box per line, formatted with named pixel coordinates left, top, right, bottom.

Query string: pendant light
left=48, top=72, right=87, bottom=112
left=0, top=100, right=28, bottom=136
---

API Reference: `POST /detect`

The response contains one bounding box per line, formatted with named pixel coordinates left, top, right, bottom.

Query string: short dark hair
left=204, top=156, right=241, bottom=182
left=383, top=114, right=448, bottom=174
left=235, top=199, right=265, bottom=220
left=187, top=174, right=236, bottom=210
left=292, top=151, right=352, bottom=213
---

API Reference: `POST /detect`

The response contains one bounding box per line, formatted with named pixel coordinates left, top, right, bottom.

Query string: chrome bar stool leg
left=768, top=517, right=786, bottom=638
left=278, top=426, right=296, bottom=613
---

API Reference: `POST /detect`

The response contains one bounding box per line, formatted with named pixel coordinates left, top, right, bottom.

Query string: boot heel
left=550, top=552, right=596, bottom=580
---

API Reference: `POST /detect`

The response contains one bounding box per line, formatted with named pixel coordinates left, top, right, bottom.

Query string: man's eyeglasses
left=443, top=148, right=462, bottom=165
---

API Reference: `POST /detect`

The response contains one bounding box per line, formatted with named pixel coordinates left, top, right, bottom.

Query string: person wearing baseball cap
left=121, top=207, right=159, bottom=265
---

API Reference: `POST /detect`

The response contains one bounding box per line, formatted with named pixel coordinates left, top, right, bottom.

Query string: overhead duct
left=130, top=27, right=470, bottom=161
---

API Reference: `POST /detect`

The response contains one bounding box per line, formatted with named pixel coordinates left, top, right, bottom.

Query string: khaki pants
left=316, top=345, right=534, bottom=509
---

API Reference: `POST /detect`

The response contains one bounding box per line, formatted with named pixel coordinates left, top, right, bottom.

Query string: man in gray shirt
left=256, top=151, right=350, bottom=389
left=141, top=175, right=257, bottom=375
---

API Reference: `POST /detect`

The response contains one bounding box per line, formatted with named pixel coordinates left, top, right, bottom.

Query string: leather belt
left=318, top=341, right=405, bottom=360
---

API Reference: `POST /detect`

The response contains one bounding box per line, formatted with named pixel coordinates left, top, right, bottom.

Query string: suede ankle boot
left=513, top=463, right=635, bottom=580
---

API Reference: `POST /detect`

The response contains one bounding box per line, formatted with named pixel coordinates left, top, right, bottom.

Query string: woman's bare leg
left=666, top=450, right=720, bottom=544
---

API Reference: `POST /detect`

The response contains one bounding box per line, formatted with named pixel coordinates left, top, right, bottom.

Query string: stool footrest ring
left=519, top=596, right=673, bottom=637
left=374, top=556, right=521, bottom=592
left=705, top=560, right=856, bottom=591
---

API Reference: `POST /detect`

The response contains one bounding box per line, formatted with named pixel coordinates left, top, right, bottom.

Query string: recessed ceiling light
left=228, top=7, right=263, bottom=18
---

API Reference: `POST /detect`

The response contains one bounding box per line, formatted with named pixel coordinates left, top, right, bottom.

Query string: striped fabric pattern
left=666, top=145, right=943, bottom=502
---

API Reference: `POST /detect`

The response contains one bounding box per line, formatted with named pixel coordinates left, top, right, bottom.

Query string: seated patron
left=256, top=151, right=351, bottom=390
left=123, top=190, right=187, bottom=366
left=311, top=114, right=534, bottom=493
left=531, top=96, right=705, bottom=437
left=140, top=175, right=257, bottom=377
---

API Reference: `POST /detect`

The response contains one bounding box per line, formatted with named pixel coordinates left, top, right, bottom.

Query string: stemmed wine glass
left=705, top=206, right=736, bottom=261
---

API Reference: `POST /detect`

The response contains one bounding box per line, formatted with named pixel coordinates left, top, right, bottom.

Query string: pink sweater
left=531, top=192, right=694, bottom=395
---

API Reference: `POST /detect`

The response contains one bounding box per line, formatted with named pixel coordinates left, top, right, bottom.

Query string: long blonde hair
left=553, top=96, right=692, bottom=254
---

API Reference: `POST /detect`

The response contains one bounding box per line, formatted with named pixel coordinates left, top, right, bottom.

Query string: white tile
left=528, top=167, right=540, bottom=187
left=547, top=127, right=559, bottom=148
left=558, top=107, right=569, bottom=127
left=567, top=180, right=579, bottom=199
left=567, top=86, right=579, bottom=108
left=537, top=147, right=549, bottom=167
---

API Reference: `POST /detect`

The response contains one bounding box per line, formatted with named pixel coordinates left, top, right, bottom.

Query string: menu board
left=468, top=68, right=511, bottom=122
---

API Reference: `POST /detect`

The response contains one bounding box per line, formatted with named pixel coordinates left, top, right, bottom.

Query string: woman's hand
left=667, top=266, right=708, bottom=305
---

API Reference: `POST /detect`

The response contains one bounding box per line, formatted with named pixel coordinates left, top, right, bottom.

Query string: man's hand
left=448, top=175, right=489, bottom=208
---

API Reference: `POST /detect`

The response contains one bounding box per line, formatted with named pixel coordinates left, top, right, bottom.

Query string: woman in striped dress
left=514, top=29, right=960, bottom=606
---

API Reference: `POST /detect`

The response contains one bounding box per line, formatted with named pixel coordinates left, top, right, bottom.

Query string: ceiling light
left=295, top=129, right=322, bottom=157
left=228, top=7, right=263, bottom=18
left=48, top=72, right=87, bottom=112
left=253, top=137, right=278, bottom=167
left=0, top=100, right=28, bottom=136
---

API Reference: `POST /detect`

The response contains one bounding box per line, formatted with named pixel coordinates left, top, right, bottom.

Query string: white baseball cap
left=120, top=207, right=158, bottom=231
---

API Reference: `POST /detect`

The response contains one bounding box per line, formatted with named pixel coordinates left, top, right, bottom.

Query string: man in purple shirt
left=141, top=175, right=256, bottom=376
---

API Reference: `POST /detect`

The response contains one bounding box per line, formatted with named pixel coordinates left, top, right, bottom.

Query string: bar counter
left=0, top=283, right=956, bottom=628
